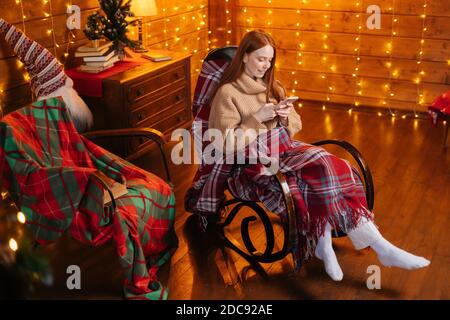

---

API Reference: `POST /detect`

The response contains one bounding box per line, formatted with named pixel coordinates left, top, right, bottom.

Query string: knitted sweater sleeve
left=209, top=88, right=267, bottom=148
left=284, top=107, right=302, bottom=137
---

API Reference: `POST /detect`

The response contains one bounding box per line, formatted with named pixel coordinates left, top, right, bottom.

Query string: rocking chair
left=189, top=46, right=374, bottom=281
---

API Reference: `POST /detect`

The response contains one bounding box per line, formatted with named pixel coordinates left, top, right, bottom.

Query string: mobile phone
left=277, top=96, right=299, bottom=109
left=283, top=96, right=299, bottom=104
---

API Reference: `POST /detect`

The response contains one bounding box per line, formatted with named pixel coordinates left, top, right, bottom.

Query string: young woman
left=208, top=29, right=430, bottom=281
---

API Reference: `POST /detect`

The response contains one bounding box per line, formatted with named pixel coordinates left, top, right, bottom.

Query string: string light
left=15, top=0, right=33, bottom=103
left=414, top=0, right=428, bottom=117
left=321, top=2, right=332, bottom=110
left=383, top=0, right=397, bottom=117
left=243, top=6, right=252, bottom=33
left=291, top=2, right=304, bottom=105
left=162, top=0, right=169, bottom=49
left=350, top=0, right=363, bottom=113
left=17, top=211, right=26, bottom=224
left=0, top=88, right=4, bottom=117
left=8, top=238, right=18, bottom=252
left=226, top=0, right=231, bottom=45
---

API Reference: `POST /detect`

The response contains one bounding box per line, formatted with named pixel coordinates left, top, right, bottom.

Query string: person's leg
left=315, top=222, right=344, bottom=281
left=347, top=217, right=430, bottom=269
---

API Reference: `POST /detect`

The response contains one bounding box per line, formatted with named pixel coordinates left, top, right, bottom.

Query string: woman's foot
left=371, top=238, right=430, bottom=270
left=315, top=223, right=343, bottom=281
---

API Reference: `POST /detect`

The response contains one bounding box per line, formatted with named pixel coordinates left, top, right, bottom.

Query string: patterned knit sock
left=315, top=222, right=344, bottom=281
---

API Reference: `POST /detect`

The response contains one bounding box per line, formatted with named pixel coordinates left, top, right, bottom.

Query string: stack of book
left=75, top=41, right=119, bottom=73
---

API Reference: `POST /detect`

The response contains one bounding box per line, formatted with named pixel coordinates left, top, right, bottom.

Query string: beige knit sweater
left=209, top=72, right=302, bottom=146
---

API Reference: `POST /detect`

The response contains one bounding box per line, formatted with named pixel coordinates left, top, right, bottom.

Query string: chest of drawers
left=85, top=52, right=191, bottom=159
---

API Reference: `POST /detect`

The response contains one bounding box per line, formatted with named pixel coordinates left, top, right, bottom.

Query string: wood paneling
left=238, top=0, right=450, bottom=17
left=0, top=0, right=209, bottom=114
left=1, top=0, right=448, bottom=115
left=234, top=0, right=450, bottom=112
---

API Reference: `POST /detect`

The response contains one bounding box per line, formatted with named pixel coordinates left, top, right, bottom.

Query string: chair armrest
left=82, top=127, right=172, bottom=186
left=83, top=127, right=165, bottom=146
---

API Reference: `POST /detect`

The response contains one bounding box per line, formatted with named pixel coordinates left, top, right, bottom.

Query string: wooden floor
left=30, top=104, right=449, bottom=300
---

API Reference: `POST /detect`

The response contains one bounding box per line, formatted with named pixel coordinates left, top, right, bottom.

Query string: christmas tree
left=83, top=11, right=104, bottom=40
left=98, top=0, right=139, bottom=50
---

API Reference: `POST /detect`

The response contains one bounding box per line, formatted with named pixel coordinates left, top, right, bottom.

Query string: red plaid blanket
left=428, top=90, right=450, bottom=126
left=185, top=57, right=372, bottom=262
left=0, top=98, right=177, bottom=300
left=185, top=126, right=373, bottom=261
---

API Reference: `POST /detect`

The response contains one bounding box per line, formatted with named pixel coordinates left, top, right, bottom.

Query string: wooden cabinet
left=85, top=52, right=191, bottom=159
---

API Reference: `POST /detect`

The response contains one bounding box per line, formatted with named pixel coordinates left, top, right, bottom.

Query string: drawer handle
left=174, top=72, right=182, bottom=79
left=137, top=113, right=143, bottom=121
left=136, top=89, right=143, bottom=97
left=177, top=114, right=185, bottom=122
left=175, top=94, right=183, bottom=101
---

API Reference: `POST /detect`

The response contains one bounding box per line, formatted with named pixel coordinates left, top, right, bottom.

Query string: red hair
left=214, top=29, right=286, bottom=103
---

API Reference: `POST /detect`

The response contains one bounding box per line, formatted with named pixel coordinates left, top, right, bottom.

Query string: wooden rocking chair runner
left=191, top=46, right=375, bottom=278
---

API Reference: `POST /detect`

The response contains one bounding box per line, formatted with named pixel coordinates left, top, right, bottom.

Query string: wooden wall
left=233, top=0, right=450, bottom=113
left=135, top=0, right=208, bottom=91
left=1, top=0, right=448, bottom=116
left=0, top=0, right=209, bottom=115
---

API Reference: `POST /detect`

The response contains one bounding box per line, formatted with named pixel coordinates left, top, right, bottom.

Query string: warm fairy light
left=292, top=2, right=303, bottom=105
left=9, top=238, right=18, bottom=252
left=415, top=0, right=428, bottom=110
left=17, top=211, right=26, bottom=224
left=352, top=1, right=363, bottom=108
left=321, top=3, right=332, bottom=108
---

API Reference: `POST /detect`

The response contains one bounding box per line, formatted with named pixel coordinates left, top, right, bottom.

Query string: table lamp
left=132, top=0, right=158, bottom=53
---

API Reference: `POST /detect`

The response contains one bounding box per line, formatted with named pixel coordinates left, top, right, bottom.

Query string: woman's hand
left=276, top=103, right=292, bottom=119
left=254, top=103, right=277, bottom=123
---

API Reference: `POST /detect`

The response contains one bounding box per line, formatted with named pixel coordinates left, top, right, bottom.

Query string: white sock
left=371, top=237, right=430, bottom=270
left=315, top=222, right=343, bottom=281
left=348, top=219, right=430, bottom=270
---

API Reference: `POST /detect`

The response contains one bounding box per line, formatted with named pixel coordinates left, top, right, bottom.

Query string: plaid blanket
left=186, top=56, right=372, bottom=262
left=185, top=127, right=373, bottom=261
left=428, top=90, right=450, bottom=126
left=0, top=98, right=177, bottom=300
